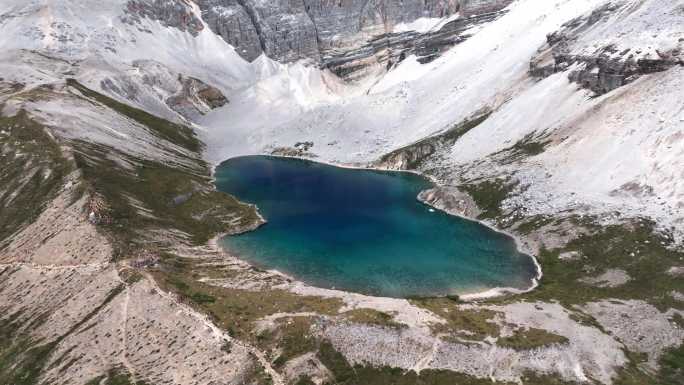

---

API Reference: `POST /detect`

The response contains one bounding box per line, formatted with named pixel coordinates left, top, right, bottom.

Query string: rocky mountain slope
left=1, top=0, right=683, bottom=384
left=195, top=0, right=510, bottom=63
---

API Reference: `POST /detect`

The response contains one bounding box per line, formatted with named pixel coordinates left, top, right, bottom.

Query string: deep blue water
left=215, top=156, right=537, bottom=298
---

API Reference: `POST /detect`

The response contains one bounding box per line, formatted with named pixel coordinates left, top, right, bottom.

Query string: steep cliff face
left=194, top=0, right=510, bottom=64
left=196, top=0, right=263, bottom=61
left=123, top=0, right=205, bottom=36
left=117, top=0, right=512, bottom=79
left=242, top=0, right=321, bottom=63
left=302, top=0, right=460, bottom=52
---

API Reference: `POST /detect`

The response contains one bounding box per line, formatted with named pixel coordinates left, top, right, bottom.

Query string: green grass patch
left=0, top=310, right=57, bottom=385
left=243, top=354, right=274, bottom=385
left=0, top=283, right=125, bottom=385
left=508, top=134, right=550, bottom=157
left=460, top=178, right=518, bottom=220
left=496, top=328, right=569, bottom=350
left=189, top=292, right=216, bottom=304
left=66, top=79, right=201, bottom=153
left=657, top=343, right=684, bottom=385
left=379, top=112, right=491, bottom=170
left=520, top=220, right=684, bottom=310
left=514, top=141, right=547, bottom=156
left=609, top=342, right=684, bottom=385
left=0, top=110, right=70, bottom=246
left=518, top=371, right=578, bottom=385
left=86, top=367, right=151, bottom=385
left=294, top=376, right=316, bottom=385
left=341, top=308, right=407, bottom=329
left=671, top=313, right=684, bottom=329
left=3, top=81, right=260, bottom=257
left=494, top=133, right=551, bottom=164
left=262, top=317, right=317, bottom=368
left=515, top=215, right=555, bottom=235
left=153, top=256, right=342, bottom=343
left=72, top=141, right=260, bottom=256
left=410, top=298, right=500, bottom=340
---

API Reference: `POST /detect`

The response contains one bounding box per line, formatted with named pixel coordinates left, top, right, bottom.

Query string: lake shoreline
left=210, top=154, right=543, bottom=302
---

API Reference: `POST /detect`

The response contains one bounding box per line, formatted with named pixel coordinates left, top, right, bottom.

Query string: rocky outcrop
left=242, top=0, right=321, bottom=63
left=323, top=8, right=507, bottom=80
left=303, top=0, right=460, bottom=53
left=377, top=112, right=490, bottom=170
left=578, top=269, right=631, bottom=288
left=582, top=300, right=684, bottom=370
left=101, top=59, right=228, bottom=121
left=532, top=45, right=682, bottom=95
left=418, top=186, right=482, bottom=219
left=460, top=0, right=512, bottom=17
left=195, top=0, right=323, bottom=63
left=123, top=0, right=205, bottom=36
left=379, top=140, right=439, bottom=170
left=530, top=1, right=684, bottom=94
left=166, top=75, right=229, bottom=119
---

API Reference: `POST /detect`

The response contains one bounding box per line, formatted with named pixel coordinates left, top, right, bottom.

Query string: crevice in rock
left=301, top=1, right=323, bottom=61
left=235, top=0, right=268, bottom=58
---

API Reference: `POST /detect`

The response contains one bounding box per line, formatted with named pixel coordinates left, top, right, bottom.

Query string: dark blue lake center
left=215, top=156, right=537, bottom=298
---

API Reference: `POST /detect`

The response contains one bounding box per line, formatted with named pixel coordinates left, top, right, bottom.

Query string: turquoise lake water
left=215, top=156, right=538, bottom=298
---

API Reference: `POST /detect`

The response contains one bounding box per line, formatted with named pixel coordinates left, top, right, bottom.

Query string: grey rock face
left=245, top=0, right=321, bottom=63
left=460, top=0, right=512, bottom=17
left=323, top=9, right=506, bottom=80
left=418, top=187, right=482, bottom=219
left=166, top=75, right=229, bottom=120
left=101, top=60, right=228, bottom=121
left=530, top=2, right=683, bottom=94
left=377, top=111, right=490, bottom=170
left=194, top=0, right=508, bottom=65
left=196, top=0, right=263, bottom=61
left=122, top=0, right=204, bottom=36
left=124, top=0, right=513, bottom=73
left=195, top=0, right=321, bottom=62
left=302, top=0, right=459, bottom=52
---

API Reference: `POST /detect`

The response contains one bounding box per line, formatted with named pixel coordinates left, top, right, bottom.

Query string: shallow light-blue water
left=216, top=156, right=537, bottom=298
